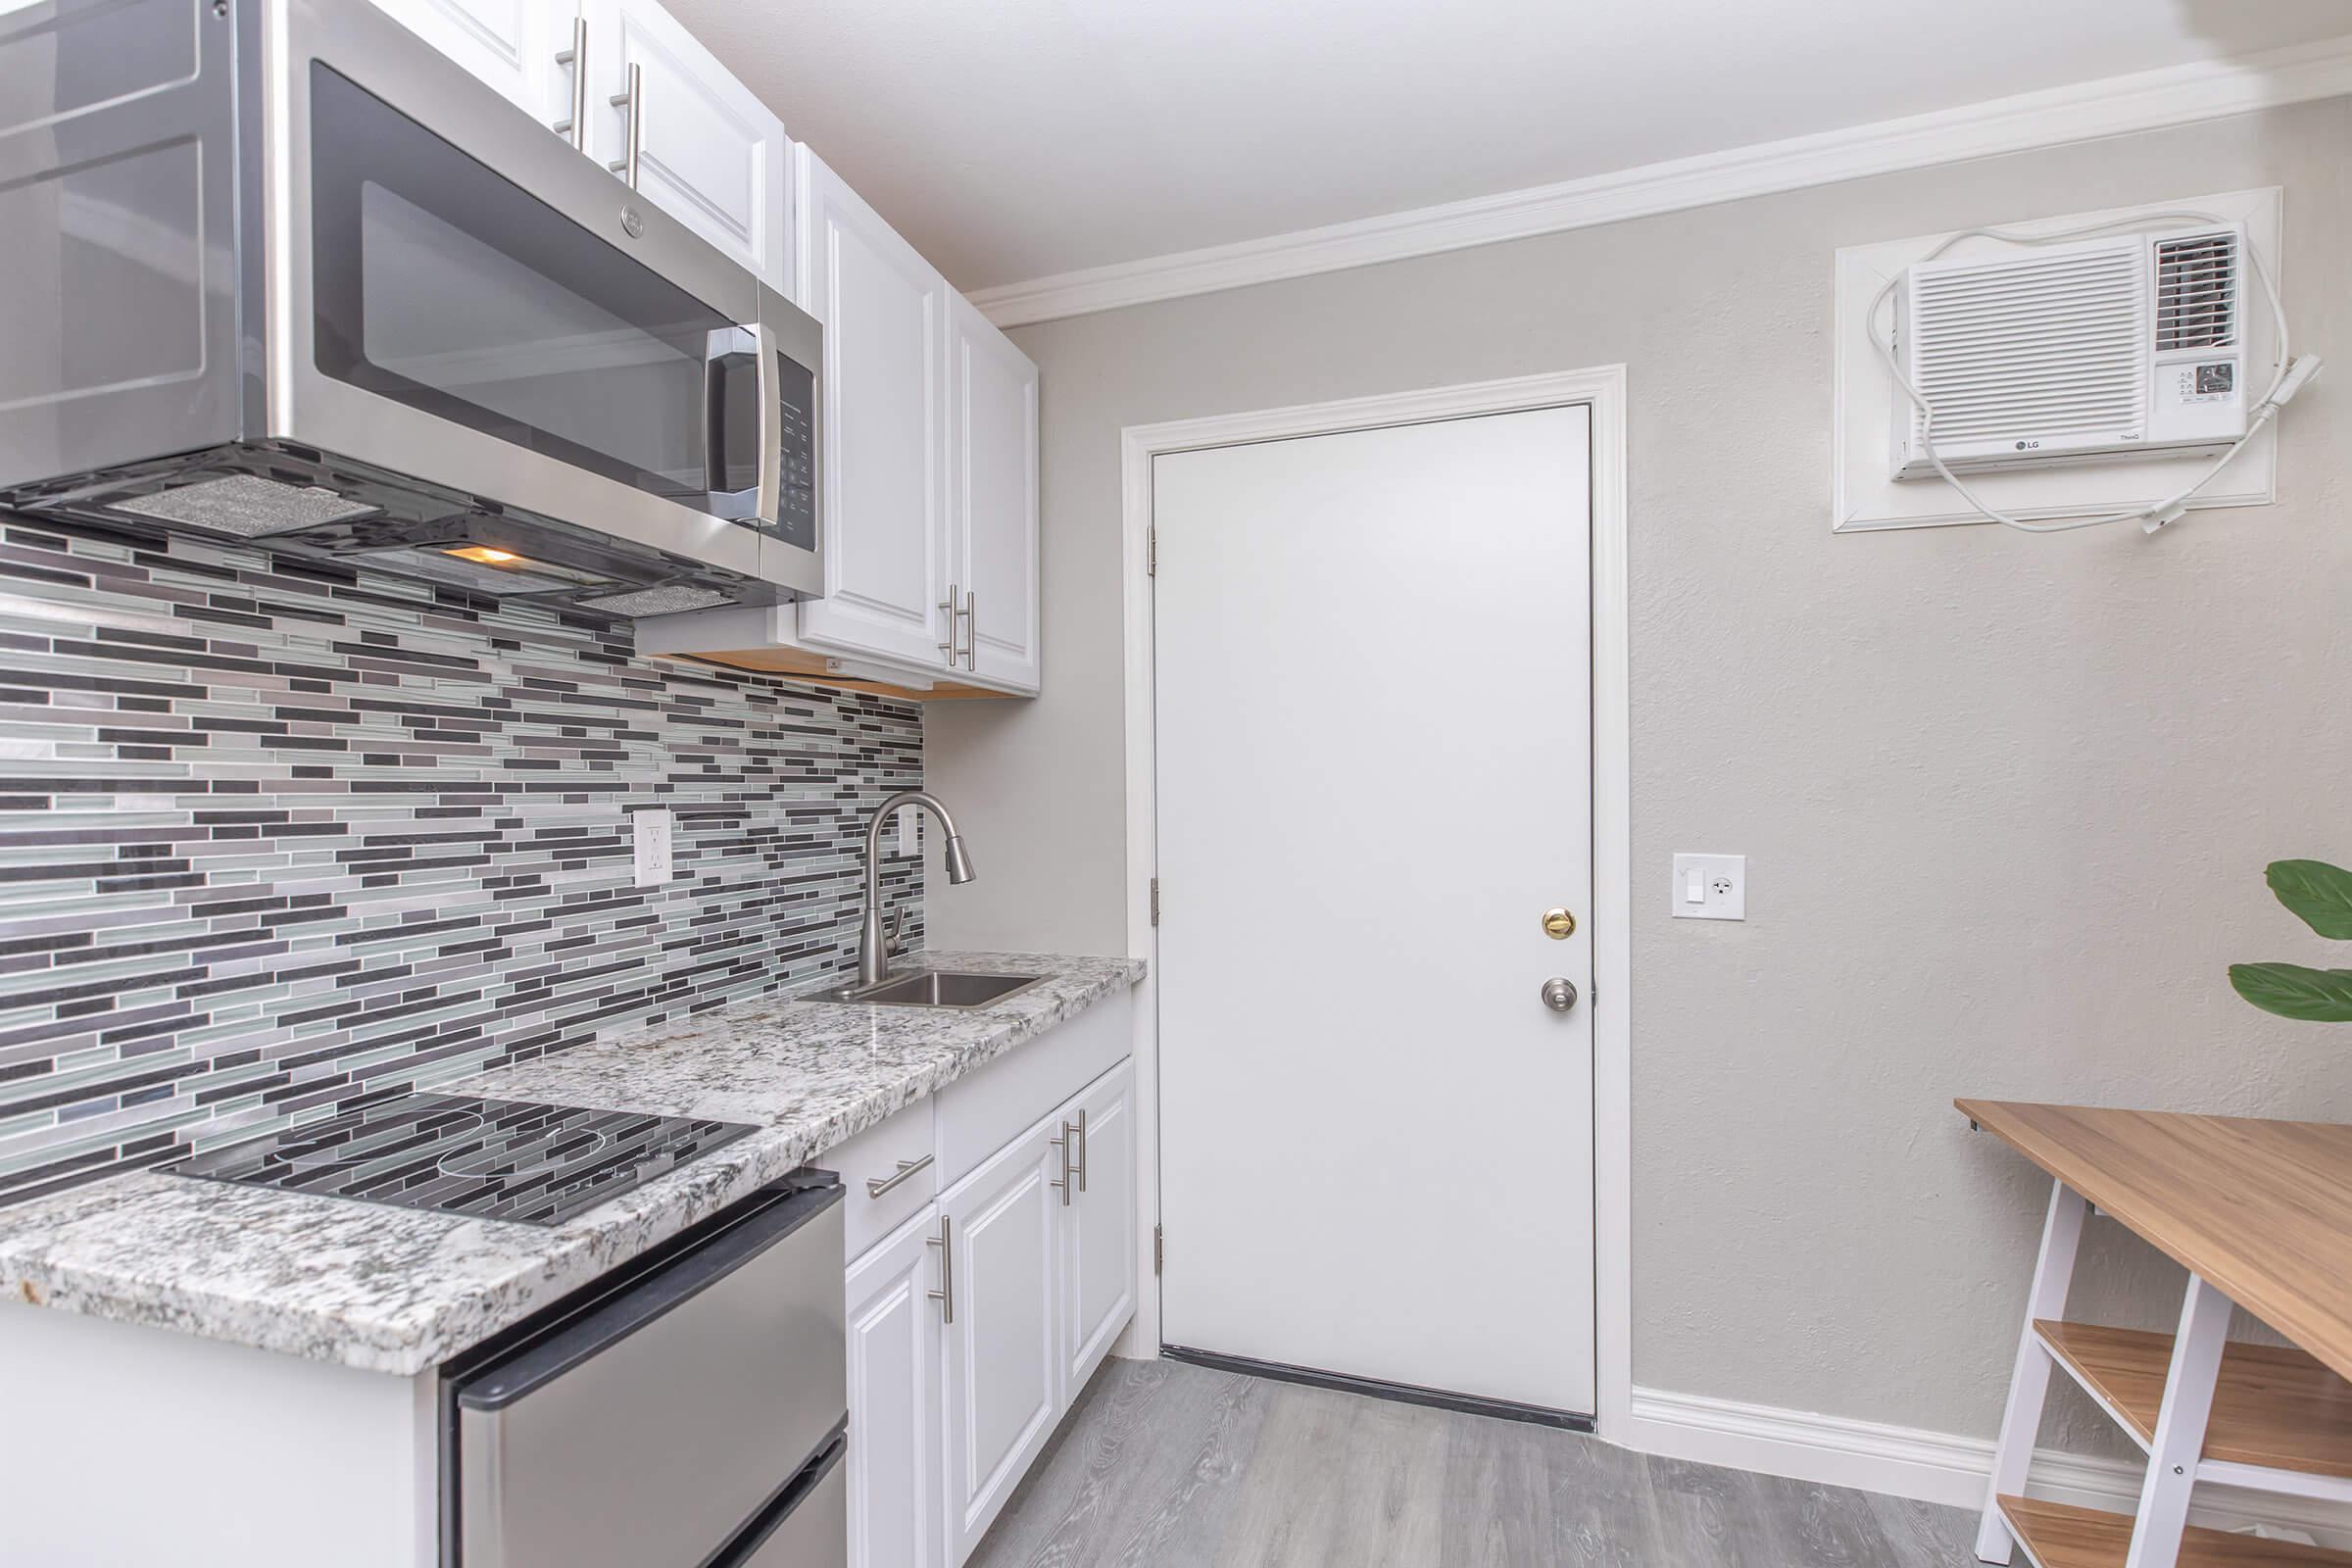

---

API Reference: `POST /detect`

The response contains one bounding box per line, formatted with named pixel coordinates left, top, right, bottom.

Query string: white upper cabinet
left=950, top=295, right=1042, bottom=694
left=371, top=0, right=789, bottom=293
left=583, top=0, right=792, bottom=294
left=795, top=147, right=956, bottom=672
left=367, top=0, right=560, bottom=116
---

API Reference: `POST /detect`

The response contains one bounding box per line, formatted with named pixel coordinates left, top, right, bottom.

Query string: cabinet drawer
left=935, top=993, right=1131, bottom=1190
left=824, top=1100, right=939, bottom=1262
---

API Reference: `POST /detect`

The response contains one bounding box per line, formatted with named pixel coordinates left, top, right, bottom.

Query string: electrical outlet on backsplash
left=0, top=514, right=924, bottom=1208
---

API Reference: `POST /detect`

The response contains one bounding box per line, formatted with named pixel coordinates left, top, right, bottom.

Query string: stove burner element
left=266, top=1109, right=487, bottom=1173
left=437, top=1123, right=612, bottom=1183
left=165, top=1094, right=755, bottom=1227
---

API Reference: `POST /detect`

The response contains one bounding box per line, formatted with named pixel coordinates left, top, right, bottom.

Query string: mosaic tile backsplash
left=0, top=516, right=924, bottom=1208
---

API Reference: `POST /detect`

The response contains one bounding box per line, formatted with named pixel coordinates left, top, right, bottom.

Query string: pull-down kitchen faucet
left=857, top=790, right=975, bottom=986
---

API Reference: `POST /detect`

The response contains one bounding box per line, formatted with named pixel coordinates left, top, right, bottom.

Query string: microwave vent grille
left=112, top=474, right=379, bottom=537
left=574, top=584, right=733, bottom=617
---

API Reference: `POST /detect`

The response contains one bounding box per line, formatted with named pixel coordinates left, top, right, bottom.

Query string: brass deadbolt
left=1543, top=907, right=1576, bottom=940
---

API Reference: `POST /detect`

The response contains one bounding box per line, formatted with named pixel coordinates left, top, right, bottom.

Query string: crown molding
left=970, top=32, right=2352, bottom=328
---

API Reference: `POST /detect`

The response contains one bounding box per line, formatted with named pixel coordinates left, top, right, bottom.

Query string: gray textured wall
left=926, top=98, right=2352, bottom=1445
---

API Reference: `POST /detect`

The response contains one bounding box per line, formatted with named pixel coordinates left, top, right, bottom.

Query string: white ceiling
left=665, top=0, right=2352, bottom=294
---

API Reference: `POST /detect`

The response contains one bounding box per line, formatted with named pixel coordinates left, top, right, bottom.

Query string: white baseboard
left=1627, top=1386, right=2351, bottom=1546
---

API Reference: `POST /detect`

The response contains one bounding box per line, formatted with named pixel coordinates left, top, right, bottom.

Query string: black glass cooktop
left=167, top=1093, right=757, bottom=1227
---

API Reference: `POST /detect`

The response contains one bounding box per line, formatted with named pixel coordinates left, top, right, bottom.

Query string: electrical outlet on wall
left=633, top=808, right=673, bottom=889
left=1672, top=854, right=1745, bottom=920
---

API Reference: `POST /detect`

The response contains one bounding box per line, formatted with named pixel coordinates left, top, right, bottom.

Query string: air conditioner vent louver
left=1910, top=248, right=2146, bottom=444
left=2154, top=231, right=2238, bottom=352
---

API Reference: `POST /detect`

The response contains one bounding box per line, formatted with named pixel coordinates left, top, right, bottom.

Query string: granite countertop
left=0, top=952, right=1143, bottom=1376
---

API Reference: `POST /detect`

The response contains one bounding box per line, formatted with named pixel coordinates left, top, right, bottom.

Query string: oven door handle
left=708, top=1424, right=848, bottom=1568
left=452, top=1175, right=842, bottom=1413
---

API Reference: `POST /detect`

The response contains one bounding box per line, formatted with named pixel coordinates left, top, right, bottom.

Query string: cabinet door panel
left=797, top=148, right=952, bottom=671
left=586, top=0, right=788, bottom=292
left=950, top=294, right=1040, bottom=693
left=368, top=0, right=559, bottom=117
left=940, top=1119, right=1060, bottom=1563
left=1062, top=1061, right=1136, bottom=1391
left=845, top=1209, right=945, bottom=1568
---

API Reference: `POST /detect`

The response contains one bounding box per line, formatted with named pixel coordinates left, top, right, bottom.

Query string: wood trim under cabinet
left=657, top=648, right=1020, bottom=701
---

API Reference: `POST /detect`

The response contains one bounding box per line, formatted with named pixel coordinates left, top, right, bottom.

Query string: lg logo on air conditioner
left=2014, top=439, right=2042, bottom=451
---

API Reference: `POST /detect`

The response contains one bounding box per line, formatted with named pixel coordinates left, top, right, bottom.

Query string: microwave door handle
left=703, top=326, right=762, bottom=520
left=754, top=318, right=782, bottom=530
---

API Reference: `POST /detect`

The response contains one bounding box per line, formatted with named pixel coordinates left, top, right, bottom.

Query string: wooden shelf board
left=1998, top=1495, right=2352, bottom=1567
left=2035, top=1320, right=2352, bottom=1480
left=1957, top=1101, right=2352, bottom=1385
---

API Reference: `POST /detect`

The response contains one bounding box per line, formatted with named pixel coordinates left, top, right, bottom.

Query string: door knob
left=1541, top=977, right=1579, bottom=1012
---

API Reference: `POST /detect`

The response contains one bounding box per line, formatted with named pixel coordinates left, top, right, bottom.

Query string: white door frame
left=1115, top=366, right=1634, bottom=1440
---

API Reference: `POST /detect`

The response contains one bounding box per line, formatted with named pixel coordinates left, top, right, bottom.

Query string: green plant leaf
left=2230, top=962, right=2352, bottom=1022
left=2267, top=860, right=2352, bottom=941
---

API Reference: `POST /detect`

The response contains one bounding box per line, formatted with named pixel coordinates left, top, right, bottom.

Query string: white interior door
left=1154, top=406, right=1595, bottom=1416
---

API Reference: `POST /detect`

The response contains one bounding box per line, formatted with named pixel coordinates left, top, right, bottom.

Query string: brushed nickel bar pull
left=1050, top=1124, right=1071, bottom=1205
left=938, top=583, right=958, bottom=660
left=926, top=1214, right=953, bottom=1323
left=864, top=1152, right=932, bottom=1199
left=608, top=62, right=643, bottom=188
left=1071, top=1107, right=1088, bottom=1194
left=553, top=17, right=589, bottom=150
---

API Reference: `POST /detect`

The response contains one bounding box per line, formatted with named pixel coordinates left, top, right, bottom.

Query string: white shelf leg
left=2121, top=1273, right=2232, bottom=1568
left=1975, top=1179, right=2088, bottom=1563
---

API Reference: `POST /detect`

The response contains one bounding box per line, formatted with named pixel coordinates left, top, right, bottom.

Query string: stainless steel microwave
left=0, top=0, right=821, bottom=618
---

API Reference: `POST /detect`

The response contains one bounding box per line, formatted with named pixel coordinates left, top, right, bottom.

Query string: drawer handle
left=864, top=1153, right=932, bottom=1199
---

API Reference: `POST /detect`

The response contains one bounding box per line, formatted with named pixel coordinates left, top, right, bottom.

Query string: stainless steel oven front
left=441, top=1174, right=847, bottom=1568
left=0, top=0, right=821, bottom=612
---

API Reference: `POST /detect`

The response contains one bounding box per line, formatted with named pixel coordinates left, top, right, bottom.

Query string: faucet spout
left=857, top=790, right=974, bottom=987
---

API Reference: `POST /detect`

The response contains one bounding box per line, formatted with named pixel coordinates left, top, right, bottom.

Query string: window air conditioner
left=1890, top=223, right=2248, bottom=480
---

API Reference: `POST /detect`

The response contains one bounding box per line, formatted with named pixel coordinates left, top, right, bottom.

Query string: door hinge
left=1147, top=525, right=1156, bottom=577
left=1150, top=877, right=1160, bottom=926
left=1153, top=1224, right=1163, bottom=1276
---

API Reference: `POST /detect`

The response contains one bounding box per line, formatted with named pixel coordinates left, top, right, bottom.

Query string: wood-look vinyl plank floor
left=970, top=1357, right=1981, bottom=1567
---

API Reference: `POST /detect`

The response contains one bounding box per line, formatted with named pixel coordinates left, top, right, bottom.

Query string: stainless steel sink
left=823, top=970, right=1049, bottom=1009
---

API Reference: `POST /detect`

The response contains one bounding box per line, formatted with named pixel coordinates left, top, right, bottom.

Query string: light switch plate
left=1672, top=853, right=1745, bottom=920
left=633, top=808, right=673, bottom=889
left=898, top=810, right=919, bottom=858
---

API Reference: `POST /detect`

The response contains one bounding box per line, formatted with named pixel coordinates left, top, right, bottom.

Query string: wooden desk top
left=1958, top=1100, right=2352, bottom=1384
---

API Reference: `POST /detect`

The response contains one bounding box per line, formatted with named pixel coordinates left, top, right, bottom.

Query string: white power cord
left=1869, top=210, right=2321, bottom=535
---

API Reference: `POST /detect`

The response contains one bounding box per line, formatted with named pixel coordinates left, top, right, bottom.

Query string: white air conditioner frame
left=1832, top=187, right=2280, bottom=533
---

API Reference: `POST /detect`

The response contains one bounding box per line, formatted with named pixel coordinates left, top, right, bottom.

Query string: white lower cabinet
left=845, top=1205, right=947, bottom=1568
left=940, top=1114, right=1066, bottom=1561
left=1061, top=1061, right=1137, bottom=1392
left=841, top=1042, right=1138, bottom=1568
